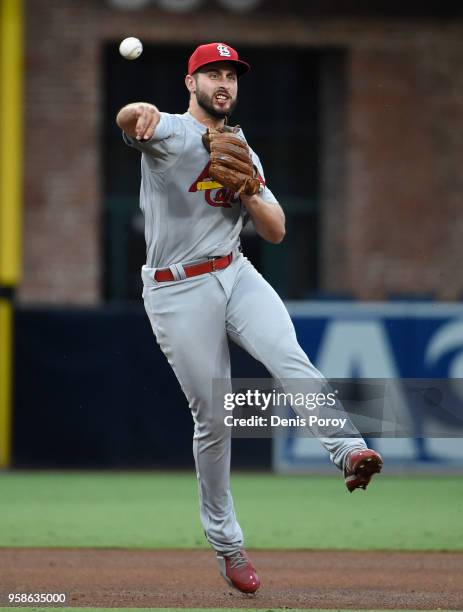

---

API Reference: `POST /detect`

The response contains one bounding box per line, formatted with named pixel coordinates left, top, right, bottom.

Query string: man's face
left=194, top=62, right=238, bottom=119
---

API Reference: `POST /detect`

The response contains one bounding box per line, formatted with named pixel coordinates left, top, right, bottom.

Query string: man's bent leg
left=226, top=258, right=369, bottom=471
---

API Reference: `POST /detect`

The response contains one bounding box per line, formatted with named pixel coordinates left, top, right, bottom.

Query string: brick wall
left=19, top=1, right=463, bottom=302
left=344, top=42, right=463, bottom=300
left=21, top=1, right=101, bottom=303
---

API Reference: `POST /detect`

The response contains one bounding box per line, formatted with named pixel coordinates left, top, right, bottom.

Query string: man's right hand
left=116, top=102, right=161, bottom=141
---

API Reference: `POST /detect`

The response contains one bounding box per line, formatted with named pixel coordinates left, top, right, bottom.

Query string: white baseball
left=119, top=37, right=143, bottom=60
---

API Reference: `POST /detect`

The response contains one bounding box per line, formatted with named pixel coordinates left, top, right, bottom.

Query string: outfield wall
left=12, top=305, right=271, bottom=469
left=10, top=302, right=463, bottom=470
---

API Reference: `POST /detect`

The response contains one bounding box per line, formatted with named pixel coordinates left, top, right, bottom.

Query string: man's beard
left=196, top=88, right=238, bottom=120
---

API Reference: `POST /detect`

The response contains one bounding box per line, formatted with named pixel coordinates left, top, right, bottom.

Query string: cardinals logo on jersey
left=189, top=161, right=264, bottom=208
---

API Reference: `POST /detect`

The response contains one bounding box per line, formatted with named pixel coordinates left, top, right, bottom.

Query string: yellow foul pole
left=0, top=0, right=23, bottom=284
left=0, top=0, right=24, bottom=467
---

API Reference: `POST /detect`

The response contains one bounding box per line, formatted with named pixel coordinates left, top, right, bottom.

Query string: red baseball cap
left=188, top=42, right=250, bottom=77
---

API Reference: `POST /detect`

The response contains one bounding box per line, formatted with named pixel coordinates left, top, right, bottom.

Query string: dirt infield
left=1, top=549, right=463, bottom=609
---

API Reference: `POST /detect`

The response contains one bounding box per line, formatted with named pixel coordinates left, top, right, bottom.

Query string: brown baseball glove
left=202, top=126, right=261, bottom=196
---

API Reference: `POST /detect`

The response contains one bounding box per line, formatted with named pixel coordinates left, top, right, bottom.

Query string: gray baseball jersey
left=123, top=111, right=277, bottom=270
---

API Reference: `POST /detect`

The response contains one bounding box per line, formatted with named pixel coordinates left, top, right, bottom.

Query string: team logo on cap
left=216, top=44, right=231, bottom=57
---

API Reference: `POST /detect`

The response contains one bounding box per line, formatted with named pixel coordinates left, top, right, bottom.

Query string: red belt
left=154, top=253, right=233, bottom=282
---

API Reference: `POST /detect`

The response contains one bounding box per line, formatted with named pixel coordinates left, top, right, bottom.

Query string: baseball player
left=116, top=42, right=383, bottom=594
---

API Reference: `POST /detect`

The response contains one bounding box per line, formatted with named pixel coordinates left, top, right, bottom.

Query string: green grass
left=0, top=472, right=462, bottom=550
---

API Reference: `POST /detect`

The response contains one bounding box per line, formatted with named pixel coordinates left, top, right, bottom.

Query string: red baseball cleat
left=344, top=449, right=383, bottom=492
left=216, top=549, right=261, bottom=593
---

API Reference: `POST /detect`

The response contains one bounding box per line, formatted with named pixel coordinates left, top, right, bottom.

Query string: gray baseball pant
left=143, top=253, right=366, bottom=554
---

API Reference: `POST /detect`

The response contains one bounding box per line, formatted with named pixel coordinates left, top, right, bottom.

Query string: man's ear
left=185, top=74, right=196, bottom=94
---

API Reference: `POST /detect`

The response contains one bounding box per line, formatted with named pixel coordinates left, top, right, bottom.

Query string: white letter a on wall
left=316, top=321, right=399, bottom=378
